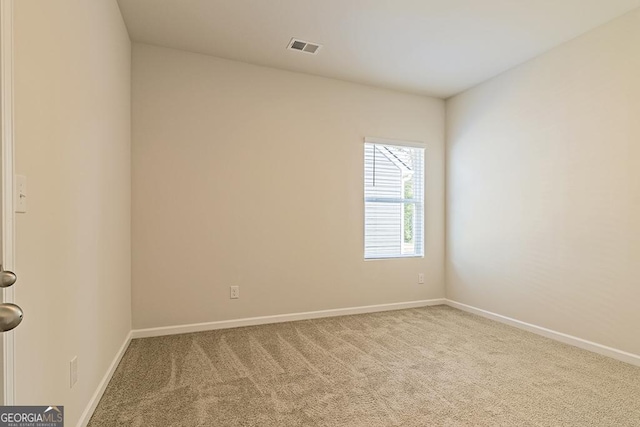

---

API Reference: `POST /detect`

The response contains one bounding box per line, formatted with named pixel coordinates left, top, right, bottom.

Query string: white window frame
left=363, top=137, right=425, bottom=260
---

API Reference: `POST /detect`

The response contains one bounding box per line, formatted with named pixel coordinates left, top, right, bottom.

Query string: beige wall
left=14, top=0, right=131, bottom=423
left=132, top=44, right=445, bottom=329
left=446, top=9, right=640, bottom=355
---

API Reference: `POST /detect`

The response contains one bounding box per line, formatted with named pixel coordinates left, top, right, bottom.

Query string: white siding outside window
left=364, top=138, right=424, bottom=259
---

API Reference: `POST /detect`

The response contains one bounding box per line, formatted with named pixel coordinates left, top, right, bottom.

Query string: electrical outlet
left=418, top=273, right=425, bottom=284
left=230, top=286, right=240, bottom=299
left=70, top=356, right=78, bottom=388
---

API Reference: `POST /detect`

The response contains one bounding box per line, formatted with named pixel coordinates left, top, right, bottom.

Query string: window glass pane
left=364, top=142, right=424, bottom=259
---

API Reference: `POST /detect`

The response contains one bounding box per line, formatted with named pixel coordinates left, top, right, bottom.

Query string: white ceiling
left=117, top=0, right=640, bottom=98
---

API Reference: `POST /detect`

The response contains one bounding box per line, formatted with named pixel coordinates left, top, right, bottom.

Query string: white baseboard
left=131, top=299, right=446, bottom=339
left=77, top=331, right=132, bottom=427
left=445, top=299, right=640, bottom=367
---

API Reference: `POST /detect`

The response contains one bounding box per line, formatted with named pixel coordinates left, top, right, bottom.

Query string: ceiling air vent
left=287, top=38, right=322, bottom=55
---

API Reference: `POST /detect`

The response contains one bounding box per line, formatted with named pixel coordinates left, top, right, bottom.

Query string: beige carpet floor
left=88, top=306, right=640, bottom=426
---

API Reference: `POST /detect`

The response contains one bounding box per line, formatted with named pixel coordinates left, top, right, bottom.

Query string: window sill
left=364, top=255, right=425, bottom=261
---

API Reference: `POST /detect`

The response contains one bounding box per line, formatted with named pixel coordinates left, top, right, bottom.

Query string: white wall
left=14, top=0, right=131, bottom=424
left=446, top=9, right=640, bottom=355
left=132, top=44, right=445, bottom=329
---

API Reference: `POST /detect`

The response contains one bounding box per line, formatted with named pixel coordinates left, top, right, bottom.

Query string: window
left=364, top=138, right=424, bottom=259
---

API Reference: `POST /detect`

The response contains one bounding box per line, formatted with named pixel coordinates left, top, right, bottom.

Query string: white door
left=0, top=0, right=23, bottom=406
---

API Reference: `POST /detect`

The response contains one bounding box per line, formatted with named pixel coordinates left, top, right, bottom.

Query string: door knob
left=0, top=270, right=17, bottom=288
left=0, top=303, right=23, bottom=332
